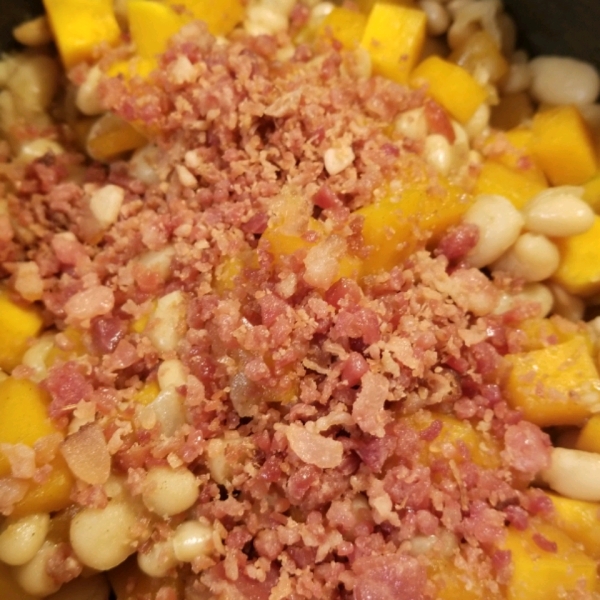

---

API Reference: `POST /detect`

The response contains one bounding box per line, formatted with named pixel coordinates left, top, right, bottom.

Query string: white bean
left=137, top=539, right=177, bottom=577
left=70, top=500, right=138, bottom=571
left=523, top=187, right=594, bottom=237
left=463, top=194, right=524, bottom=268
left=46, top=574, right=110, bottom=600
left=541, top=447, right=600, bottom=502
left=548, top=283, right=585, bottom=322
left=157, top=359, right=187, bottom=391
left=12, top=16, right=53, bottom=47
left=423, top=134, right=453, bottom=176
left=172, top=520, right=214, bottom=562
left=8, top=55, right=59, bottom=114
left=142, top=466, right=199, bottom=517
left=492, top=233, right=560, bottom=282
left=419, top=1, right=450, bottom=36
left=323, top=146, right=355, bottom=176
left=494, top=283, right=554, bottom=318
left=19, top=139, right=64, bottom=162
left=145, top=290, right=188, bottom=354
left=149, top=388, right=186, bottom=436
left=76, top=66, right=105, bottom=116
left=395, top=108, right=428, bottom=140
left=245, top=5, right=288, bottom=36
left=13, top=540, right=61, bottom=597
left=89, top=184, right=125, bottom=229
left=464, top=103, right=490, bottom=140
left=0, top=513, right=50, bottom=566
left=529, top=56, right=600, bottom=106
left=129, top=144, right=161, bottom=185
left=135, top=247, right=175, bottom=285
left=501, top=51, right=532, bottom=95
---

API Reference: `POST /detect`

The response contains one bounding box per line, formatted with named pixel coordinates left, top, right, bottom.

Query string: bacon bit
left=286, top=424, right=343, bottom=470
left=61, top=423, right=111, bottom=485
left=0, top=443, right=36, bottom=479
left=0, top=477, right=29, bottom=513
left=532, top=533, right=558, bottom=553
left=424, top=100, right=455, bottom=143
left=45, top=362, right=94, bottom=419
left=353, top=372, right=390, bottom=438
left=502, top=422, right=551, bottom=476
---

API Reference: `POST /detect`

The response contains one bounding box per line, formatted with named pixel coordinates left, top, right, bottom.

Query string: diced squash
left=106, top=57, right=157, bottom=80
left=553, top=216, right=600, bottom=297
left=260, top=217, right=325, bottom=264
left=515, top=316, right=590, bottom=353
left=317, top=7, right=367, bottom=49
left=474, top=160, right=547, bottom=210
left=502, top=520, right=597, bottom=600
left=0, top=561, right=36, bottom=600
left=503, top=336, right=600, bottom=427
left=410, top=56, right=487, bottom=123
left=86, top=113, right=148, bottom=162
left=128, top=0, right=186, bottom=58
left=532, top=105, right=598, bottom=186
left=12, top=456, right=74, bottom=517
left=548, top=492, right=600, bottom=558
left=576, top=414, right=600, bottom=454
left=357, top=179, right=472, bottom=275
left=0, top=290, right=43, bottom=373
left=169, top=0, right=245, bottom=36
left=583, top=171, right=600, bottom=213
left=133, top=380, right=160, bottom=405
left=43, top=0, right=121, bottom=68
left=356, top=0, right=416, bottom=14
left=360, top=3, right=427, bottom=84
left=429, top=554, right=501, bottom=600
left=490, top=92, right=534, bottom=131
left=0, top=378, right=58, bottom=476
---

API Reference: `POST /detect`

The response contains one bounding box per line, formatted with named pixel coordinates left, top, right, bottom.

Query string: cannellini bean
left=19, top=138, right=64, bottom=162
left=463, top=194, right=524, bottom=268
left=548, top=283, right=585, bottom=322
left=135, top=247, right=175, bottom=284
left=541, top=447, right=600, bottom=502
left=76, top=66, right=105, bottom=116
left=501, top=51, right=532, bottom=95
left=89, top=184, right=125, bottom=229
left=172, top=520, right=214, bottom=562
left=245, top=5, right=288, bottom=36
left=14, top=261, right=44, bottom=302
left=12, top=16, right=53, bottom=46
left=494, top=283, right=554, bottom=318
left=149, top=387, right=186, bottom=436
left=395, top=108, right=428, bottom=140
left=423, top=134, right=453, bottom=176
left=419, top=1, right=450, bottom=36
left=324, top=146, right=355, bottom=176
left=0, top=513, right=50, bottom=566
left=157, top=359, right=187, bottom=391
left=13, top=540, right=61, bottom=596
left=145, top=290, right=188, bottom=354
left=464, top=103, right=490, bottom=140
left=529, top=56, right=600, bottom=106
left=142, top=466, right=199, bottom=517
left=8, top=55, right=59, bottom=114
left=310, top=2, right=335, bottom=22
left=137, top=539, right=178, bottom=577
left=46, top=574, right=111, bottom=600
left=129, top=144, right=162, bottom=185
left=492, top=233, right=559, bottom=282
left=522, top=187, right=594, bottom=237
left=70, top=500, right=138, bottom=571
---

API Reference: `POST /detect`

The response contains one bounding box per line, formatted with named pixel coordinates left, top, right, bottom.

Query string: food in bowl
left=1, top=0, right=600, bottom=598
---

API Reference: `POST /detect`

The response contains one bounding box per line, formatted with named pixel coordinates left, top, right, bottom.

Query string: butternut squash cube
left=502, top=521, right=596, bottom=600
left=317, top=7, right=367, bottom=49
left=583, top=171, right=600, bottom=213
left=532, top=105, right=598, bottom=186
left=360, top=3, right=427, bottom=84
left=576, top=414, right=600, bottom=454
left=475, top=160, right=547, bottom=210
left=503, top=336, right=600, bottom=427
left=410, top=55, right=487, bottom=123
left=43, top=0, right=121, bottom=68
left=0, top=291, right=43, bottom=373
left=548, top=492, right=600, bottom=558
left=170, top=0, right=244, bottom=36
left=553, top=216, right=600, bottom=297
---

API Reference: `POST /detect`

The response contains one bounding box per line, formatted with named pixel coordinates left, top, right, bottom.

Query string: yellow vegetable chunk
left=12, top=456, right=74, bottom=518
left=410, top=55, right=487, bottom=123
left=133, top=380, right=160, bottom=405
left=0, top=378, right=58, bottom=476
left=475, top=160, right=547, bottom=210
left=502, top=521, right=597, bottom=600
left=317, top=7, right=367, bottom=49
left=360, top=3, right=427, bottom=84
left=532, top=105, right=598, bottom=186
left=548, top=492, right=600, bottom=558
left=515, top=316, right=590, bottom=353
left=553, top=216, right=600, bottom=297
left=0, top=290, right=43, bottom=373
left=576, top=414, right=600, bottom=454
left=128, top=0, right=186, bottom=58
left=86, top=114, right=148, bottom=162
left=43, top=0, right=121, bottom=68
left=503, top=336, right=600, bottom=427
left=169, top=0, right=244, bottom=36
left=583, top=171, right=600, bottom=212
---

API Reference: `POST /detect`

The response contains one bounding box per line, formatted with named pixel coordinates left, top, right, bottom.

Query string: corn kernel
left=532, top=105, right=598, bottom=186
left=410, top=56, right=487, bottom=123
left=0, top=290, right=43, bottom=373
left=43, top=0, right=121, bottom=68
left=360, top=3, right=427, bottom=84
left=503, top=336, right=600, bottom=427
left=553, top=216, right=600, bottom=297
